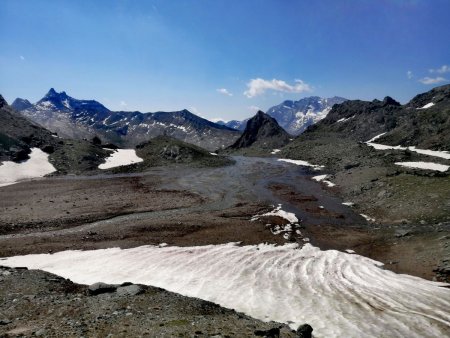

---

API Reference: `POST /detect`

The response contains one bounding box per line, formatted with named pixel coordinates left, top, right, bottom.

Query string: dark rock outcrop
left=227, top=111, right=291, bottom=152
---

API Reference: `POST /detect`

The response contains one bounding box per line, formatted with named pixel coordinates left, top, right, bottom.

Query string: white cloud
left=244, top=78, right=312, bottom=98
left=407, top=70, right=413, bottom=79
left=216, top=88, right=233, bottom=96
left=120, top=100, right=127, bottom=107
left=211, top=117, right=225, bottom=122
left=418, top=76, right=447, bottom=85
left=429, top=65, right=450, bottom=74
left=19, top=55, right=25, bottom=60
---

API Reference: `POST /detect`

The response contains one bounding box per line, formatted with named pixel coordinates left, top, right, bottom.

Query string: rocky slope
left=0, top=266, right=309, bottom=337
left=224, top=111, right=291, bottom=155
left=0, top=94, right=57, bottom=162
left=12, top=89, right=241, bottom=151
left=108, top=135, right=234, bottom=174
left=280, top=85, right=450, bottom=224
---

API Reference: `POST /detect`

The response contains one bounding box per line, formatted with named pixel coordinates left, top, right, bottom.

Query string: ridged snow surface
left=2, top=243, right=449, bottom=337
left=0, top=148, right=56, bottom=187
left=98, top=149, right=143, bottom=169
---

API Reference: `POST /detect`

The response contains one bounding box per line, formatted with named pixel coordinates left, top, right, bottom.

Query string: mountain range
left=217, top=96, right=347, bottom=135
left=12, top=89, right=240, bottom=151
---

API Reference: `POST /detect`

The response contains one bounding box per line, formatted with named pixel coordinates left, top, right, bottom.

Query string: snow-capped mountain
left=216, top=119, right=248, bottom=131
left=266, top=96, right=347, bottom=135
left=218, top=96, right=347, bottom=135
left=12, top=89, right=240, bottom=151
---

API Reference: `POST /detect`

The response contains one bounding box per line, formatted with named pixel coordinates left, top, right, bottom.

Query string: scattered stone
left=296, top=324, right=313, bottom=338
left=254, top=327, right=280, bottom=337
left=116, top=284, right=145, bottom=297
left=0, top=319, right=11, bottom=325
left=395, top=229, right=411, bottom=238
left=88, top=282, right=117, bottom=296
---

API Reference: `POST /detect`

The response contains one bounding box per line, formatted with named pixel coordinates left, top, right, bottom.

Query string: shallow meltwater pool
left=2, top=243, right=449, bottom=338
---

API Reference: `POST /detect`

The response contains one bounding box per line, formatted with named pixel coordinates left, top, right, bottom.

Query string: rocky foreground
left=0, top=266, right=311, bottom=338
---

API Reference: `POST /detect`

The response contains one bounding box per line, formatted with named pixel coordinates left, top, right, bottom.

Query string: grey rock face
left=13, top=89, right=240, bottom=151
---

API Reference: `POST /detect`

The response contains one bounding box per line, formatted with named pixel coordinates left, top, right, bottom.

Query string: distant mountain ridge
left=266, top=96, right=347, bottom=135
left=12, top=89, right=240, bottom=151
left=218, top=96, right=347, bottom=135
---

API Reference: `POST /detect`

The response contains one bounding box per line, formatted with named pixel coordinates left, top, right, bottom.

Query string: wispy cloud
left=407, top=70, right=413, bottom=79
left=216, top=88, right=233, bottom=96
left=19, top=55, right=25, bottom=60
left=120, top=100, right=127, bottom=107
left=429, top=65, right=450, bottom=74
left=244, top=78, right=311, bottom=98
left=248, top=105, right=262, bottom=112
left=418, top=76, right=447, bottom=85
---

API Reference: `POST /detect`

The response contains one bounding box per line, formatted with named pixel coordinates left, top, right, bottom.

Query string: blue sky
left=1, top=0, right=449, bottom=121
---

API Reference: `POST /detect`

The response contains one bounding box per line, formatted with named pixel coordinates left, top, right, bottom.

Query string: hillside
left=224, top=111, right=291, bottom=155
left=0, top=95, right=56, bottom=162
left=280, top=85, right=450, bottom=224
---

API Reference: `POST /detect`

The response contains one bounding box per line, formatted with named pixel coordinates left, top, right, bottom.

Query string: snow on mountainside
left=266, top=96, right=347, bottom=135
left=12, top=89, right=240, bottom=151
left=218, top=96, right=347, bottom=135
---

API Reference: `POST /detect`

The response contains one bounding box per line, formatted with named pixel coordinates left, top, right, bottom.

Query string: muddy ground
left=0, top=156, right=449, bottom=337
left=0, top=156, right=448, bottom=282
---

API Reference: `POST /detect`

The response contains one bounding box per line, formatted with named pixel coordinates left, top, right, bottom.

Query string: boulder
left=87, top=282, right=117, bottom=296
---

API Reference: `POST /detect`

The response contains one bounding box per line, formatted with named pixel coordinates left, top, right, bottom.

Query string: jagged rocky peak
left=382, top=96, right=401, bottom=106
left=11, top=98, right=32, bottom=111
left=0, top=94, right=8, bottom=108
left=228, top=110, right=291, bottom=150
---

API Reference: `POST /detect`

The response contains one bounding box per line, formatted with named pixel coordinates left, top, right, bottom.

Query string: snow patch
left=0, top=148, right=56, bottom=187
left=417, top=102, right=435, bottom=109
left=252, top=204, right=298, bottom=224
left=366, top=143, right=450, bottom=160
left=209, top=152, right=218, bottom=156
left=336, top=115, right=354, bottom=123
left=342, top=202, right=354, bottom=207
left=271, top=149, right=281, bottom=154
left=360, top=214, right=376, bottom=222
left=98, top=149, right=143, bottom=169
left=395, top=161, right=449, bottom=172
left=2, top=243, right=449, bottom=338
left=312, top=174, right=336, bottom=187
left=278, top=158, right=324, bottom=170
left=366, top=132, right=387, bottom=143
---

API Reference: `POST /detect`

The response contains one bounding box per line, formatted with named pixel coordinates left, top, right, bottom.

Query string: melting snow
left=395, top=161, right=449, bottom=172
left=366, top=132, right=387, bottom=143
left=312, top=174, right=336, bottom=187
left=417, top=102, right=435, bottom=109
left=98, top=149, right=143, bottom=169
left=342, top=202, right=355, bottom=207
left=271, top=149, right=281, bottom=154
left=0, top=148, right=56, bottom=187
left=278, top=158, right=324, bottom=170
left=2, top=243, right=449, bottom=337
left=360, top=214, right=376, bottom=222
left=366, top=143, right=450, bottom=160
left=336, top=115, right=354, bottom=123
left=252, top=204, right=298, bottom=223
